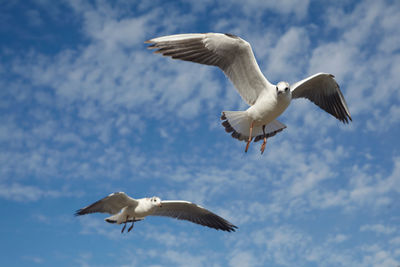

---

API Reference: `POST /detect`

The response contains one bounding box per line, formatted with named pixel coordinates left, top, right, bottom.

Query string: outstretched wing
left=151, top=200, right=237, bottom=232
left=291, top=73, right=352, bottom=123
left=146, top=33, right=273, bottom=106
left=75, top=192, right=138, bottom=216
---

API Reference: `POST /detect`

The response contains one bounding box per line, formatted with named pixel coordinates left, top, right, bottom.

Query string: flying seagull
left=75, top=192, right=237, bottom=233
left=146, top=33, right=352, bottom=154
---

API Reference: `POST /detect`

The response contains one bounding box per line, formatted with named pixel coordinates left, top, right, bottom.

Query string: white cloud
left=228, top=0, right=310, bottom=19
left=265, top=27, right=310, bottom=82
left=250, top=225, right=312, bottom=266
left=75, top=252, right=92, bottom=267
left=390, top=236, right=400, bottom=245
left=227, top=222, right=400, bottom=267
left=308, top=41, right=358, bottom=81
left=162, top=250, right=208, bottom=267
left=229, top=250, right=258, bottom=267
left=360, top=244, right=400, bottom=267
left=310, top=0, right=400, bottom=132
left=326, top=233, right=348, bottom=244
left=0, top=183, right=70, bottom=202
left=77, top=215, right=122, bottom=240
left=348, top=157, right=400, bottom=208
left=22, top=255, right=44, bottom=264
left=143, top=228, right=197, bottom=248
left=360, top=224, right=397, bottom=235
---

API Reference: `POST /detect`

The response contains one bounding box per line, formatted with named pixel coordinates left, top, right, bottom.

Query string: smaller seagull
left=75, top=192, right=237, bottom=233
left=146, top=33, right=352, bottom=154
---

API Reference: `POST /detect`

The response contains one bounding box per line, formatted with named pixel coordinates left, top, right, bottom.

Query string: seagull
left=146, top=33, right=352, bottom=154
left=75, top=192, right=237, bottom=233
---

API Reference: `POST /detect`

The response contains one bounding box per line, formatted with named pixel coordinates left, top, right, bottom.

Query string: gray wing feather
left=291, top=73, right=352, bottom=123
left=151, top=200, right=237, bottom=232
left=75, top=192, right=138, bottom=216
left=146, top=33, right=272, bottom=106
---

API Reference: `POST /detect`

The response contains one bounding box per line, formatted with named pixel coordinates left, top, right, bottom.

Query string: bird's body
left=109, top=197, right=155, bottom=224
left=76, top=192, right=237, bottom=233
left=247, top=82, right=292, bottom=126
left=146, top=33, right=351, bottom=153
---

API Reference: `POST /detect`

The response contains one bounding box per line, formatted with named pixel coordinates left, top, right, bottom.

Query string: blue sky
left=1, top=0, right=400, bottom=266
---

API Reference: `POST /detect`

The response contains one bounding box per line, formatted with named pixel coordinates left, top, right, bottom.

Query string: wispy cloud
left=360, top=224, right=397, bottom=235
left=0, top=183, right=77, bottom=202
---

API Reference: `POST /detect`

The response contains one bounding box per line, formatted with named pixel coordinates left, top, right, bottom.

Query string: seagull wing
left=146, top=33, right=273, bottom=106
left=291, top=73, right=352, bottom=123
left=151, top=200, right=237, bottom=232
left=75, top=192, right=138, bottom=216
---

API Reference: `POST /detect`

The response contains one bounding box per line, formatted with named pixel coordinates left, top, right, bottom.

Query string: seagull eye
left=285, top=87, right=289, bottom=92
left=276, top=87, right=278, bottom=92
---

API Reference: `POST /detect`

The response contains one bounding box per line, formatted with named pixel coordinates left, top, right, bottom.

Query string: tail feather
left=105, top=215, right=143, bottom=224
left=105, top=214, right=121, bottom=224
left=221, top=111, right=286, bottom=142
left=254, top=120, right=286, bottom=142
left=221, top=111, right=251, bottom=141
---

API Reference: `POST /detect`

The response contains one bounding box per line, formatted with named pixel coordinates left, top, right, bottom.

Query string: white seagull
left=75, top=192, right=237, bottom=233
left=146, top=33, right=352, bottom=154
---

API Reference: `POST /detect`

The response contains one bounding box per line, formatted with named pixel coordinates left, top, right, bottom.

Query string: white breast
left=133, top=200, right=155, bottom=218
left=247, top=91, right=291, bottom=126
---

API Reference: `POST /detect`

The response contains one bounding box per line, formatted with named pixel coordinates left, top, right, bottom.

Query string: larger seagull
left=146, top=33, right=352, bottom=154
left=75, top=192, right=237, bottom=233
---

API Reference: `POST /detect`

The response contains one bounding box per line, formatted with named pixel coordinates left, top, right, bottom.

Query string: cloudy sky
left=1, top=0, right=400, bottom=266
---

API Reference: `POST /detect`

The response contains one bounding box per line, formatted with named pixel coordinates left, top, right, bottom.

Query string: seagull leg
left=245, top=121, right=254, bottom=153
left=260, top=125, right=267, bottom=154
left=121, top=215, right=129, bottom=233
left=127, top=218, right=135, bottom=232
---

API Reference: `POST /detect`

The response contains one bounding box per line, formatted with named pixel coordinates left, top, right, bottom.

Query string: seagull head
left=150, top=196, right=162, bottom=207
left=276, top=81, right=291, bottom=97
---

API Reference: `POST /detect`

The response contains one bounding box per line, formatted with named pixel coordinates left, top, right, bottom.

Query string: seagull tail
left=221, top=111, right=254, bottom=141
left=105, top=215, right=143, bottom=224
left=253, top=120, right=287, bottom=142
left=221, top=111, right=286, bottom=141
left=105, top=214, right=119, bottom=224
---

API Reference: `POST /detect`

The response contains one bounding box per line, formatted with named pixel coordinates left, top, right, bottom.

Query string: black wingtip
left=220, top=116, right=247, bottom=142
left=227, top=225, right=238, bottom=232
left=346, top=112, right=353, bottom=123
left=340, top=114, right=352, bottom=124
left=74, top=209, right=84, bottom=216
